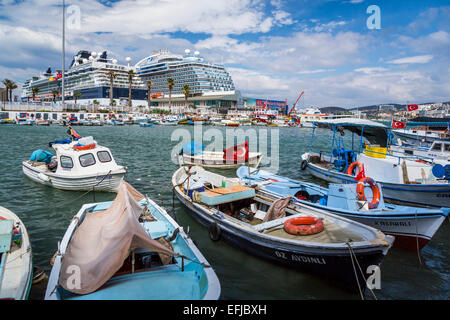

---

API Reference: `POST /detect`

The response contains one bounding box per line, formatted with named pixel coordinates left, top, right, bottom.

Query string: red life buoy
left=284, top=217, right=324, bottom=236
left=73, top=143, right=96, bottom=151
left=347, top=161, right=365, bottom=178
left=356, top=177, right=380, bottom=209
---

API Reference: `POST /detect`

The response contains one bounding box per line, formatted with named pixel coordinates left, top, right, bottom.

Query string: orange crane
left=288, top=91, right=304, bottom=117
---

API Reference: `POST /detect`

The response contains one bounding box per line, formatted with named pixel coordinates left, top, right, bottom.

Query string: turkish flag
left=407, top=104, right=418, bottom=112
left=223, top=141, right=249, bottom=162
left=391, top=119, right=406, bottom=129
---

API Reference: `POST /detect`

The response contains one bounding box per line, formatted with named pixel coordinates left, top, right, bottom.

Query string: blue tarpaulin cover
left=30, top=149, right=54, bottom=163
left=182, top=142, right=205, bottom=155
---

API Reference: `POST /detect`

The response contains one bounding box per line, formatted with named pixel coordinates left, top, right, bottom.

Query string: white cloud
left=387, top=55, right=434, bottom=64
left=354, top=67, right=389, bottom=74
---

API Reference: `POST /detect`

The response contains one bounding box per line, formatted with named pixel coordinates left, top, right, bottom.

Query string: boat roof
left=314, top=118, right=386, bottom=128
left=314, top=118, right=388, bottom=146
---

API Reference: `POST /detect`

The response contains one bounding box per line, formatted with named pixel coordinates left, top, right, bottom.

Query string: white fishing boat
left=45, top=182, right=220, bottom=300
left=301, top=118, right=450, bottom=208
left=171, top=166, right=394, bottom=291
left=237, top=166, right=449, bottom=251
left=36, top=119, right=50, bottom=126
left=393, top=127, right=450, bottom=146
left=390, top=140, right=450, bottom=164
left=22, top=132, right=126, bottom=192
left=179, top=142, right=262, bottom=169
left=0, top=206, right=33, bottom=300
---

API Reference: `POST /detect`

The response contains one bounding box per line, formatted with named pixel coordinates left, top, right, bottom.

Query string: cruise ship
left=21, top=50, right=147, bottom=106
left=136, top=49, right=235, bottom=96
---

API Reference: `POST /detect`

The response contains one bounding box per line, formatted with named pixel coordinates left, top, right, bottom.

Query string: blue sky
left=0, top=0, right=449, bottom=107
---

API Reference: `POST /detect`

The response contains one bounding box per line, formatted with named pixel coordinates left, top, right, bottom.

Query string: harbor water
left=0, top=124, right=448, bottom=300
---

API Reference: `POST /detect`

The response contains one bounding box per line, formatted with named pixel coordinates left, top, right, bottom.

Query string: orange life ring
left=347, top=161, right=364, bottom=176
left=356, top=177, right=380, bottom=209
left=73, top=143, right=96, bottom=151
left=284, top=217, right=324, bottom=236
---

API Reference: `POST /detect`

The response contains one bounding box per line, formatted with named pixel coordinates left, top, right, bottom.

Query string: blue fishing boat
left=300, top=118, right=450, bottom=208
left=237, top=166, right=449, bottom=251
left=45, top=182, right=220, bottom=300
left=139, top=123, right=155, bottom=127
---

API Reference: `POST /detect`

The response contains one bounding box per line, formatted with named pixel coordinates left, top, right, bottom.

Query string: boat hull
left=45, top=197, right=220, bottom=300
left=175, top=188, right=390, bottom=292
left=0, top=207, right=33, bottom=300
left=306, top=162, right=450, bottom=208
left=22, top=162, right=125, bottom=192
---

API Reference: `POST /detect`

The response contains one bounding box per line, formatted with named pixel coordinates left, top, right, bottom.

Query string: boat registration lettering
left=275, top=250, right=326, bottom=264
left=374, top=221, right=411, bottom=227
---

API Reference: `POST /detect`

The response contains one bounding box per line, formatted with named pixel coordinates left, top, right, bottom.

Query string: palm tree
left=127, top=69, right=135, bottom=112
left=183, top=84, right=190, bottom=112
left=9, top=81, right=17, bottom=102
left=2, top=79, right=11, bottom=102
left=167, top=77, right=174, bottom=111
left=146, top=80, right=152, bottom=109
left=2, top=79, right=12, bottom=101
left=51, top=89, right=59, bottom=103
left=108, top=71, right=116, bottom=107
left=31, top=87, right=39, bottom=101
left=74, top=92, right=82, bottom=104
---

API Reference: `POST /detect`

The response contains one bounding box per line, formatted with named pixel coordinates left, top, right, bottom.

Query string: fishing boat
left=237, top=166, right=449, bottom=251
left=0, top=206, right=33, bottom=300
left=172, top=166, right=394, bottom=291
left=139, top=122, right=155, bottom=128
left=22, top=131, right=126, bottom=192
left=301, top=118, right=450, bottom=208
left=390, top=140, right=450, bottom=164
left=15, top=113, right=35, bottom=125
left=0, top=118, right=15, bottom=124
left=110, top=119, right=125, bottom=126
left=36, top=119, right=50, bottom=126
left=393, top=127, right=450, bottom=146
left=179, top=141, right=263, bottom=169
left=45, top=182, right=220, bottom=300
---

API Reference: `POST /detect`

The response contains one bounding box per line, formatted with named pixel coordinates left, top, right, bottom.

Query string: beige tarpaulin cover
left=263, top=196, right=292, bottom=222
left=59, top=181, right=176, bottom=295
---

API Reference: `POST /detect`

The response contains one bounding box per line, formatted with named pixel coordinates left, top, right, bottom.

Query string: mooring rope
left=346, top=242, right=364, bottom=300
left=347, top=242, right=378, bottom=300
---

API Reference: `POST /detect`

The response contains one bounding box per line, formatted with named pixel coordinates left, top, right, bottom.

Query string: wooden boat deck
left=263, top=220, right=364, bottom=243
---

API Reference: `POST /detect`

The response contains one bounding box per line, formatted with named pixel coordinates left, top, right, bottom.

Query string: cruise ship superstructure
left=136, top=49, right=235, bottom=97
left=21, top=51, right=147, bottom=106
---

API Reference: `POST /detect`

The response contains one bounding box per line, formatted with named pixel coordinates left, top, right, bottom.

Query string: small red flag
left=407, top=104, right=418, bottom=112
left=391, top=119, right=406, bottom=129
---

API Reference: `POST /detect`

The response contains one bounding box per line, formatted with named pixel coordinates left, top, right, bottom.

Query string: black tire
left=300, top=160, right=308, bottom=170
left=208, top=222, right=221, bottom=241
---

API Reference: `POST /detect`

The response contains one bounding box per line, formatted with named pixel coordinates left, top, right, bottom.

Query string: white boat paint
left=0, top=207, right=33, bottom=300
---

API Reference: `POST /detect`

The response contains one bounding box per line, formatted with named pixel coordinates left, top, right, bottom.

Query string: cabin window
left=79, top=153, right=96, bottom=167
left=52, top=113, right=58, bottom=120
left=432, top=143, right=442, bottom=151
left=444, top=144, right=450, bottom=152
left=60, top=156, right=73, bottom=168
left=43, top=113, right=49, bottom=120
left=97, top=151, right=112, bottom=163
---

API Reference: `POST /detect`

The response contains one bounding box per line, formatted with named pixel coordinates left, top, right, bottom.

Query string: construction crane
left=288, top=91, right=305, bottom=117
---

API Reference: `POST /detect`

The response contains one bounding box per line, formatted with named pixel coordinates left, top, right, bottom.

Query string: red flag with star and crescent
left=407, top=104, right=419, bottom=112
left=391, top=119, right=406, bottom=129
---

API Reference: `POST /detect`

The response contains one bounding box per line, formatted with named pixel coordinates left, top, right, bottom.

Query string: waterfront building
left=21, top=50, right=147, bottom=107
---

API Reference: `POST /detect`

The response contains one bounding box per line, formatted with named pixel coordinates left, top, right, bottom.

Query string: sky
left=0, top=0, right=449, bottom=108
